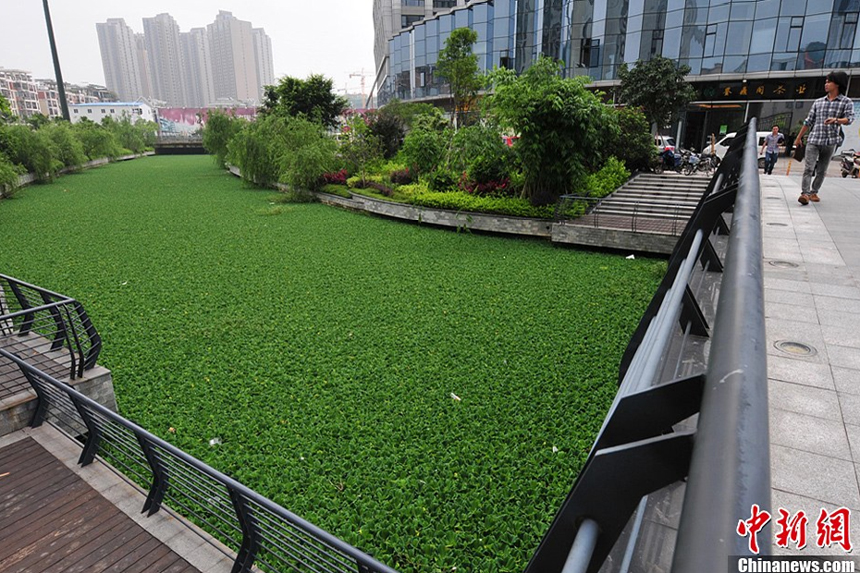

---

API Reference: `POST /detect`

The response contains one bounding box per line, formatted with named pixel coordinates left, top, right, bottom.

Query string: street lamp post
left=43, top=0, right=70, bottom=121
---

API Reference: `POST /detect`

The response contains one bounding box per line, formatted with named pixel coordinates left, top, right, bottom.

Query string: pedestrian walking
left=794, top=71, right=855, bottom=205
left=760, top=125, right=784, bottom=175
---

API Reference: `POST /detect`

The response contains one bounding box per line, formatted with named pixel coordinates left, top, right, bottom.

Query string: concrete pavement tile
left=838, top=393, right=860, bottom=427
left=807, top=284, right=860, bottom=300
left=827, top=344, right=860, bottom=371
left=768, top=356, right=835, bottom=389
left=764, top=277, right=814, bottom=294
left=770, top=409, right=852, bottom=461
left=765, top=288, right=815, bottom=307
left=803, top=250, right=848, bottom=267
left=833, top=366, right=860, bottom=395
left=771, top=444, right=860, bottom=508
left=765, top=301, right=820, bottom=324
left=823, top=324, right=860, bottom=348
left=816, top=296, right=860, bottom=314
left=769, top=379, right=841, bottom=420
left=771, top=490, right=860, bottom=557
left=846, top=424, right=860, bottom=462
left=818, top=309, right=860, bottom=328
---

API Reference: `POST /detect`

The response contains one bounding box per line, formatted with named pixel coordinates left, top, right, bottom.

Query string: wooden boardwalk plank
left=0, top=437, right=200, bottom=573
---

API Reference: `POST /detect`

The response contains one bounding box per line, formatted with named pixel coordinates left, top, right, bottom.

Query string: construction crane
left=349, top=70, right=370, bottom=106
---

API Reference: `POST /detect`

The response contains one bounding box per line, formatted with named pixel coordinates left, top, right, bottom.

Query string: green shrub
left=426, top=167, right=458, bottom=192
left=41, top=122, right=87, bottom=170
left=450, top=122, right=514, bottom=184
left=606, top=107, right=655, bottom=172
left=102, top=117, right=155, bottom=154
left=401, top=121, right=449, bottom=175
left=319, top=183, right=352, bottom=197
left=409, top=188, right=554, bottom=218
left=0, top=153, right=21, bottom=198
left=72, top=120, right=123, bottom=160
left=0, top=124, right=59, bottom=181
left=202, top=110, right=243, bottom=168
left=582, top=157, right=630, bottom=198
left=227, top=117, right=283, bottom=187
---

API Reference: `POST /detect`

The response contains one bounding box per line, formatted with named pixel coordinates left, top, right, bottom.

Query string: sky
left=1, top=1, right=376, bottom=97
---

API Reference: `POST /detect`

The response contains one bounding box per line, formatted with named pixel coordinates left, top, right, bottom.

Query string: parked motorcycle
left=840, top=149, right=860, bottom=178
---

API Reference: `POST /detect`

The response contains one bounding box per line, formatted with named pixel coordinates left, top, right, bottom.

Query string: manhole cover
left=769, top=260, right=799, bottom=268
left=774, top=340, right=817, bottom=356
left=767, top=222, right=788, bottom=226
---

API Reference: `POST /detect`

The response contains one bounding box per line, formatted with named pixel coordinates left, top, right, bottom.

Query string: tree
left=340, top=115, right=382, bottom=184
left=606, top=107, right=656, bottom=172
left=0, top=94, right=12, bottom=123
left=202, top=109, right=243, bottom=167
left=487, top=56, right=618, bottom=206
left=617, top=56, right=696, bottom=134
left=260, top=74, right=348, bottom=130
left=436, top=28, right=482, bottom=128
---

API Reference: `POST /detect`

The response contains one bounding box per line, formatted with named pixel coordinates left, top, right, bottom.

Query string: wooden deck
left=0, top=437, right=201, bottom=573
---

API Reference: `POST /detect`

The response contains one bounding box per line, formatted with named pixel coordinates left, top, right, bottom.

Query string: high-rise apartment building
left=134, top=33, right=153, bottom=101
left=181, top=28, right=216, bottom=108
left=96, top=18, right=145, bottom=102
left=97, top=12, right=273, bottom=108
left=207, top=11, right=259, bottom=103
left=143, top=13, right=188, bottom=107
left=252, top=28, right=275, bottom=94
left=0, top=69, right=40, bottom=118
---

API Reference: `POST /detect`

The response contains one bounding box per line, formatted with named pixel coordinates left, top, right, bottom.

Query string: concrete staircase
left=592, top=172, right=711, bottom=223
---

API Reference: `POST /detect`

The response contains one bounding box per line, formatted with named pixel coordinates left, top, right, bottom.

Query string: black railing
left=0, top=347, right=398, bottom=573
left=526, top=119, right=768, bottom=573
left=0, top=274, right=101, bottom=399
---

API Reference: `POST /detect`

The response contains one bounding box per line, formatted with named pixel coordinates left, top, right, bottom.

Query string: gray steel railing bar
left=157, top=456, right=238, bottom=504
left=157, top=472, right=238, bottom=525
left=98, top=449, right=153, bottom=487
left=669, top=322, right=694, bottom=381
left=672, top=120, right=769, bottom=571
left=632, top=230, right=704, bottom=394
left=0, top=274, right=74, bottom=301
left=253, top=518, right=361, bottom=573
left=0, top=301, right=73, bottom=322
left=564, top=234, right=706, bottom=571
left=162, top=492, right=243, bottom=547
left=1, top=348, right=398, bottom=573
left=561, top=518, right=600, bottom=573
left=256, top=530, right=350, bottom=573
left=255, top=522, right=357, bottom=573
left=94, top=426, right=153, bottom=468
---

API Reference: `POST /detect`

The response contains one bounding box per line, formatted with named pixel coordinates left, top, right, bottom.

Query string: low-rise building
left=69, top=101, right=156, bottom=124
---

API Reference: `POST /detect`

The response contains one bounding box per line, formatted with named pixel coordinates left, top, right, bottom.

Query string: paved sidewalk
left=760, top=166, right=860, bottom=558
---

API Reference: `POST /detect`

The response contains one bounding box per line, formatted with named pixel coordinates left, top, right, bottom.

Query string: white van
left=713, top=131, right=782, bottom=168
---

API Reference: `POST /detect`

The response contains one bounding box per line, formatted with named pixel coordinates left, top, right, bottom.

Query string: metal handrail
left=0, top=274, right=101, bottom=379
left=1, top=347, right=398, bottom=573
left=526, top=119, right=768, bottom=573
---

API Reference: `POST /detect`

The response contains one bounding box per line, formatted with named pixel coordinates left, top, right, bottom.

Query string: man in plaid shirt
left=794, top=71, right=854, bottom=205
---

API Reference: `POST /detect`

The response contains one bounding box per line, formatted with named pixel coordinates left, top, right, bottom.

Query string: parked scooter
left=840, top=149, right=860, bottom=178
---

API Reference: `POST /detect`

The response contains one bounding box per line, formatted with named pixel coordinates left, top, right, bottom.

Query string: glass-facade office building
left=377, top=0, right=860, bottom=150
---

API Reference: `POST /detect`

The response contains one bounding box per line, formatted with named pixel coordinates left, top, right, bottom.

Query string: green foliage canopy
left=617, top=56, right=696, bottom=132
left=487, top=56, right=618, bottom=205
left=436, top=28, right=482, bottom=127
left=606, top=107, right=657, bottom=172
left=202, top=110, right=243, bottom=168
left=0, top=94, right=12, bottom=123
left=260, top=74, right=349, bottom=129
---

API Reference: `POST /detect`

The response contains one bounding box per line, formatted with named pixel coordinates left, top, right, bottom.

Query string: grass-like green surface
left=0, top=156, right=663, bottom=572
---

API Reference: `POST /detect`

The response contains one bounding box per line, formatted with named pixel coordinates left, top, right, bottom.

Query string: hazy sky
left=1, top=1, right=376, bottom=96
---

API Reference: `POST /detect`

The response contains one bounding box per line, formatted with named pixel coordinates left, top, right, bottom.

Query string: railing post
left=40, top=291, right=67, bottom=351
left=229, top=488, right=262, bottom=573
left=74, top=301, right=102, bottom=371
left=137, top=433, right=170, bottom=516
left=68, top=396, right=103, bottom=466
left=20, top=365, right=50, bottom=427
left=7, top=281, right=34, bottom=335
